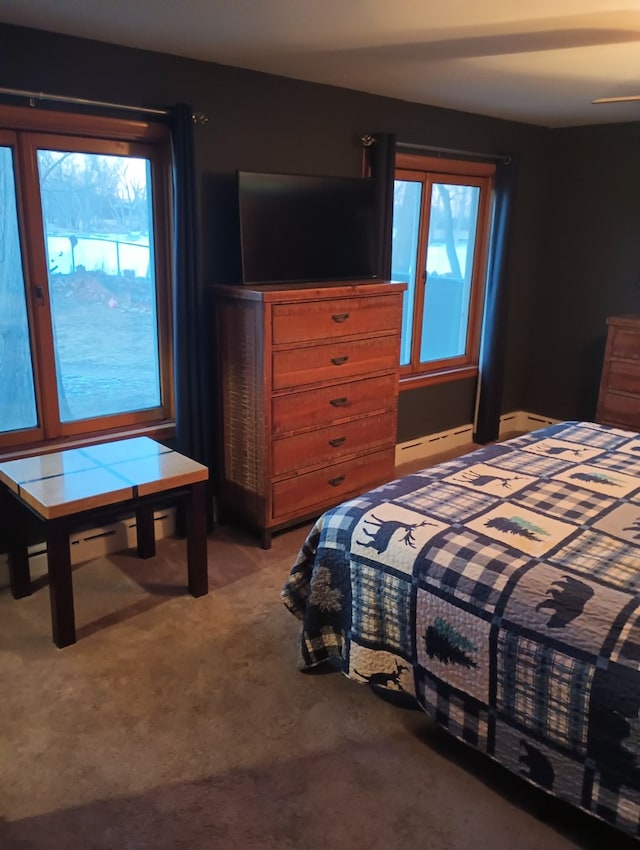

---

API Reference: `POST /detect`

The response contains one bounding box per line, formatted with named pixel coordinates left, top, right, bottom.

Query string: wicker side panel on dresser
left=216, top=297, right=266, bottom=523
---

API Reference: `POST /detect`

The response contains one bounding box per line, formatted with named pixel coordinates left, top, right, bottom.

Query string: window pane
left=420, top=183, right=480, bottom=363
left=0, top=146, right=38, bottom=434
left=391, top=179, right=422, bottom=366
left=37, top=150, right=161, bottom=422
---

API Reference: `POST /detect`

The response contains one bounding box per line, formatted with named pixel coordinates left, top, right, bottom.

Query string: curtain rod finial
left=361, top=134, right=376, bottom=147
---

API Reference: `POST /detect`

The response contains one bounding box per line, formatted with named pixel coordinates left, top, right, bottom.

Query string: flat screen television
left=237, top=171, right=378, bottom=285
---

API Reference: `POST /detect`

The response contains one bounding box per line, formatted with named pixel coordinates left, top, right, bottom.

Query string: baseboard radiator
left=394, top=410, right=560, bottom=467
left=0, top=508, right=176, bottom=582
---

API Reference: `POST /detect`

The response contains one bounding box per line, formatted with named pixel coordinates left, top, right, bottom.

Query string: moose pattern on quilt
left=282, top=421, right=640, bottom=838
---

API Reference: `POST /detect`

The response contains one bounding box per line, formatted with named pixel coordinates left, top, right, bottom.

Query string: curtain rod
left=362, top=134, right=510, bottom=164
left=0, top=86, right=208, bottom=124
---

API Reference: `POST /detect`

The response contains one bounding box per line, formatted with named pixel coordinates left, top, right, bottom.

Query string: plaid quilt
left=282, top=421, right=640, bottom=839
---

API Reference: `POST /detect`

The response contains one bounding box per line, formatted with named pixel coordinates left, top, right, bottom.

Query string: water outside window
left=0, top=146, right=38, bottom=433
left=38, top=150, right=161, bottom=422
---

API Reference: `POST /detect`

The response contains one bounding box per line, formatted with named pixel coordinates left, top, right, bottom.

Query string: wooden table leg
left=135, top=504, right=156, bottom=559
left=3, top=488, right=32, bottom=599
left=46, top=518, right=76, bottom=648
left=185, top=481, right=208, bottom=597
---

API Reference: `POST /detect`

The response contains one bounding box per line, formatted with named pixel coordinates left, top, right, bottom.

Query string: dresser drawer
left=597, top=391, right=640, bottom=430
left=272, top=412, right=396, bottom=476
left=272, top=335, right=398, bottom=390
left=272, top=373, right=397, bottom=436
left=272, top=294, right=402, bottom=344
left=272, top=447, right=395, bottom=520
left=604, top=359, right=640, bottom=396
left=610, top=326, right=640, bottom=360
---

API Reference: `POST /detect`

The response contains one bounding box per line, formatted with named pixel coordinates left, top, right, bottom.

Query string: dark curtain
left=169, top=104, right=210, bottom=469
left=473, top=156, right=517, bottom=444
left=367, top=133, right=397, bottom=281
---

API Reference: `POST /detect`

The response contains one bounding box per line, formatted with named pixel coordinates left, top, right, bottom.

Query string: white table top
left=0, top=437, right=208, bottom=519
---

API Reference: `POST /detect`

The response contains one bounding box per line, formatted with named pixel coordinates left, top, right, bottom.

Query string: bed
left=282, top=420, right=640, bottom=839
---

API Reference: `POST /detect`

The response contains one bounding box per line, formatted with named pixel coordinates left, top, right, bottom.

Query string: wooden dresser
left=596, top=314, right=640, bottom=432
left=213, top=280, right=404, bottom=547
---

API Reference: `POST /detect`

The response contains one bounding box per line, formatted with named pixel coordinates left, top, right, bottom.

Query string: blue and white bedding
left=282, top=421, right=640, bottom=839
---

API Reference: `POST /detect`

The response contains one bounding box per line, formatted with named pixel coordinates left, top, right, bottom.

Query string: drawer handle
left=329, top=397, right=348, bottom=407
left=331, top=355, right=349, bottom=366
left=329, top=436, right=346, bottom=447
left=328, top=475, right=346, bottom=487
left=332, top=312, right=350, bottom=323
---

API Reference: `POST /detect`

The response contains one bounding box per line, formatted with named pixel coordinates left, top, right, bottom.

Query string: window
left=0, top=106, right=173, bottom=453
left=391, top=154, right=495, bottom=386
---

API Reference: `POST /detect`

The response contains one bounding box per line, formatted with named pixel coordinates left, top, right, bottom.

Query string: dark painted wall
left=398, top=379, right=477, bottom=441
left=525, top=123, right=640, bottom=422
left=4, top=22, right=629, bottom=450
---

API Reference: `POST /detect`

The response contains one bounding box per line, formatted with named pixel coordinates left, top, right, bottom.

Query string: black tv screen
left=237, top=171, right=378, bottom=285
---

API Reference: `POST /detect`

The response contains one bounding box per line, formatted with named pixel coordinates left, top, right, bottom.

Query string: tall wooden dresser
left=596, top=314, right=640, bottom=432
left=213, top=280, right=405, bottom=547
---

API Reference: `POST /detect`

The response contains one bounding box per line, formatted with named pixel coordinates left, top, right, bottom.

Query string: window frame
left=0, top=105, right=174, bottom=456
left=393, top=153, right=495, bottom=390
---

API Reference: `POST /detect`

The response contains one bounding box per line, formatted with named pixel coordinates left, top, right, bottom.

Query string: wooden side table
left=0, top=437, right=209, bottom=647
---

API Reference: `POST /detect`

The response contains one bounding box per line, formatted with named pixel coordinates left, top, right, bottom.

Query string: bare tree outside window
left=0, top=110, right=172, bottom=451
left=38, top=150, right=161, bottom=422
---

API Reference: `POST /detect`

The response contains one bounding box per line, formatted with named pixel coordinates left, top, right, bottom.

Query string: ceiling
left=1, top=0, right=640, bottom=127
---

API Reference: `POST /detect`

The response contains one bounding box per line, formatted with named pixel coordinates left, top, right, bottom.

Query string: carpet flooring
left=1, top=453, right=637, bottom=849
